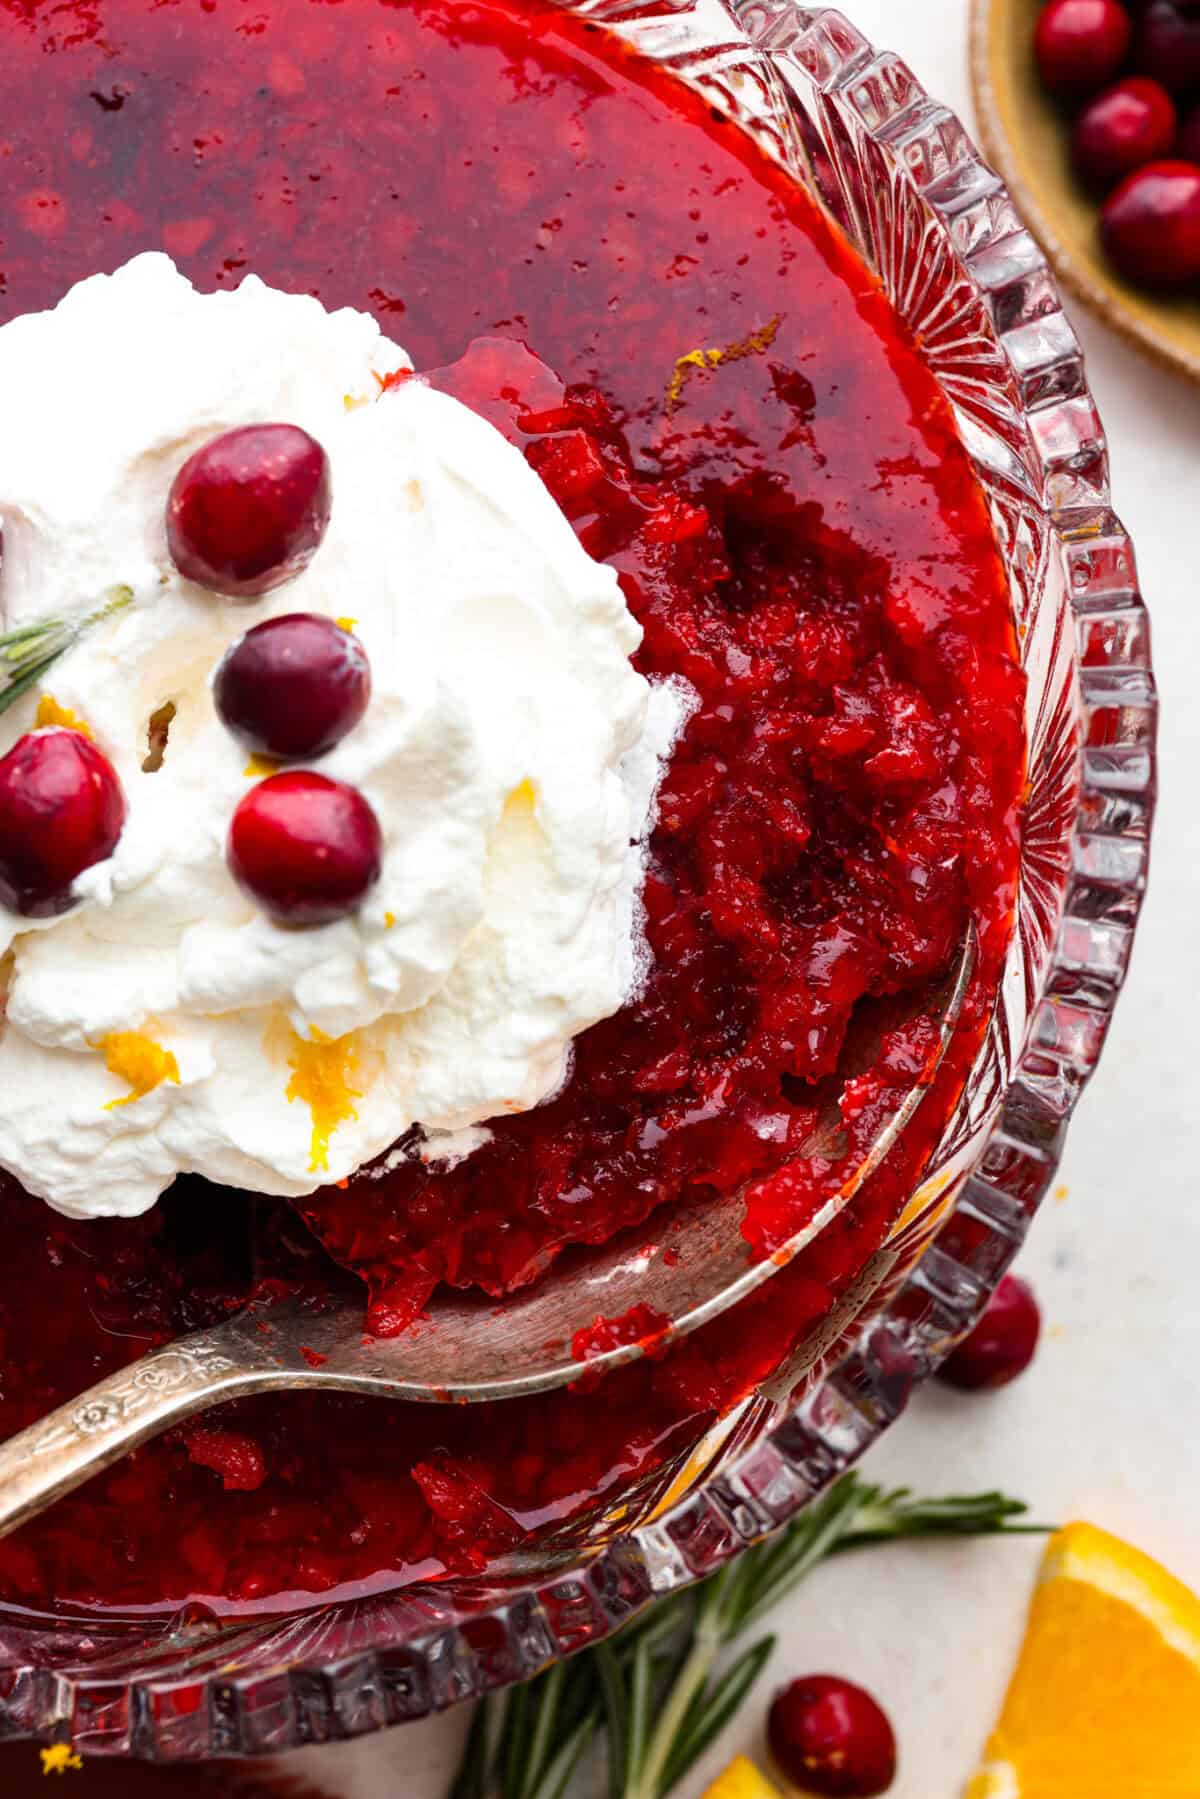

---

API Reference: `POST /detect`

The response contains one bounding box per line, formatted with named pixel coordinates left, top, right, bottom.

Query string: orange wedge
left=701, top=1754, right=782, bottom=1799
left=967, top=1521, right=1200, bottom=1796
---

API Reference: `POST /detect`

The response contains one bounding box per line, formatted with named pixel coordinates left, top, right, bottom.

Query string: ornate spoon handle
left=0, top=1321, right=278, bottom=1539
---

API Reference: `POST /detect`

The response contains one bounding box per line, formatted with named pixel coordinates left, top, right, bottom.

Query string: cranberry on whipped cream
left=167, top=422, right=333, bottom=598
left=214, top=613, right=373, bottom=760
left=0, top=253, right=683, bottom=1219
left=0, top=728, right=127, bottom=917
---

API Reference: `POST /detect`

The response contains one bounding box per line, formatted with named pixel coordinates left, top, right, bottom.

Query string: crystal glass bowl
left=0, top=0, right=1155, bottom=1760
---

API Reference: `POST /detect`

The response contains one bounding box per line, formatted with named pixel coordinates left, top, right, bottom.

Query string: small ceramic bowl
left=972, top=0, right=1200, bottom=384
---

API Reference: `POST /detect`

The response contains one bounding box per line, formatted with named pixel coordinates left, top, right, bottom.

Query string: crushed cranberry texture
left=0, top=0, right=1024, bottom=1612
left=296, top=332, right=1023, bottom=1333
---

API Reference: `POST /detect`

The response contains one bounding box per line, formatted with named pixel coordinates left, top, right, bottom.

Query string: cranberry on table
left=214, top=613, right=371, bottom=759
left=167, top=422, right=331, bottom=599
left=1073, top=77, right=1177, bottom=186
left=1135, top=0, right=1200, bottom=94
left=1035, top=0, right=1134, bottom=98
left=1101, top=158, right=1200, bottom=282
left=767, top=1674, right=897, bottom=1797
left=938, top=1272, right=1041, bottom=1392
left=0, top=728, right=126, bottom=916
left=227, top=769, right=382, bottom=925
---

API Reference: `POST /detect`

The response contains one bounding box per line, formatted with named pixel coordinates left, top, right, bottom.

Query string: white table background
left=277, top=3, right=1200, bottom=1791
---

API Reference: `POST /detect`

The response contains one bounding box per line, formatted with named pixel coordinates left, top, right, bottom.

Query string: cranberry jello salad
left=0, top=0, right=1024, bottom=1612
left=0, top=252, right=686, bottom=1218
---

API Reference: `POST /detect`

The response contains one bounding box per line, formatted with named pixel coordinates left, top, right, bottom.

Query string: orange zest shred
left=99, top=1032, right=180, bottom=1109
left=664, top=314, right=782, bottom=415
left=335, top=615, right=358, bottom=633
left=374, top=365, right=414, bottom=396
left=40, top=1746, right=83, bottom=1776
left=35, top=694, right=92, bottom=737
left=285, top=1027, right=362, bottom=1173
left=505, top=777, right=537, bottom=814
left=243, top=751, right=281, bottom=778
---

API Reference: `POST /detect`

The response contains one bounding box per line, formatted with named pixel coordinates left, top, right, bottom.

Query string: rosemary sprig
left=0, top=584, right=136, bottom=717
left=449, top=1475, right=1049, bottom=1799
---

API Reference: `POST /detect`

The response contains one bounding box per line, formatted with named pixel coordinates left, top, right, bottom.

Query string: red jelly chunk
left=0, top=0, right=1024, bottom=1615
left=184, top=1428, right=267, bottom=1492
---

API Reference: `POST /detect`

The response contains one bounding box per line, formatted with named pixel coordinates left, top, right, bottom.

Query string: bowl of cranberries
left=0, top=0, right=1155, bottom=1766
left=974, top=0, right=1200, bottom=381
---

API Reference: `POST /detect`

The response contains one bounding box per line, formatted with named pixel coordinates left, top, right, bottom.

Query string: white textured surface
left=0, top=254, right=667, bottom=1218
left=274, top=3, right=1200, bottom=1792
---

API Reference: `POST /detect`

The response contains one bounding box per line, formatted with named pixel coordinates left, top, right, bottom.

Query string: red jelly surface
left=0, top=0, right=1024, bottom=1613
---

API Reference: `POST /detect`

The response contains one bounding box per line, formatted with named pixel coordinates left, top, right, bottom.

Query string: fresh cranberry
left=767, top=1675, right=897, bottom=1797
left=1101, top=158, right=1200, bottom=281
left=227, top=770, right=382, bottom=925
left=1178, top=99, right=1200, bottom=159
left=1035, top=0, right=1133, bottom=97
left=167, top=423, right=331, bottom=598
left=1136, top=0, right=1200, bottom=92
left=214, top=613, right=371, bottom=759
left=0, top=729, right=126, bottom=917
left=938, top=1273, right=1042, bottom=1391
left=1073, top=77, right=1177, bottom=185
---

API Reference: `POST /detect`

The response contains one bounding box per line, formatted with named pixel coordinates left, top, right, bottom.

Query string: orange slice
left=967, top=1521, right=1200, bottom=1796
left=701, top=1755, right=782, bottom=1799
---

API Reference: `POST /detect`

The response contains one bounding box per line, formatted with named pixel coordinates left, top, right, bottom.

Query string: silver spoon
left=0, top=929, right=973, bottom=1539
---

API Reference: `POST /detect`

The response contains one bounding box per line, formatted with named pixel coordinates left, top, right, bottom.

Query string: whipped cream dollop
left=0, top=253, right=682, bottom=1219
